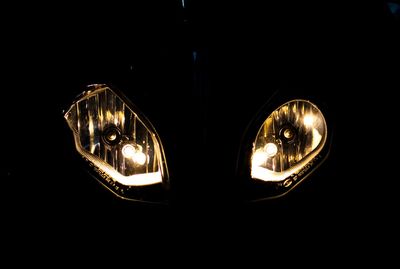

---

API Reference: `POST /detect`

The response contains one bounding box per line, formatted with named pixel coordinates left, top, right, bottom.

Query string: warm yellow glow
left=252, top=150, right=269, bottom=166
left=312, top=128, right=322, bottom=150
left=64, top=85, right=166, bottom=188
left=118, top=111, right=125, bottom=129
left=107, top=170, right=161, bottom=186
left=251, top=146, right=321, bottom=182
left=251, top=166, right=297, bottom=182
left=106, top=111, right=113, bottom=122
left=122, top=144, right=136, bottom=158
left=303, top=114, right=315, bottom=127
left=252, top=143, right=278, bottom=166
left=132, top=151, right=147, bottom=165
left=250, top=99, right=327, bottom=183
left=89, top=117, right=95, bottom=153
left=89, top=116, right=94, bottom=136
left=73, top=138, right=162, bottom=186
left=264, top=143, right=278, bottom=158
left=122, top=144, right=147, bottom=165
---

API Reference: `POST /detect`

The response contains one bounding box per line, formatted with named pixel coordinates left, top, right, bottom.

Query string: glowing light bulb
left=264, top=143, right=278, bottom=158
left=132, top=151, right=147, bottom=165
left=122, top=144, right=147, bottom=165
left=122, top=144, right=136, bottom=158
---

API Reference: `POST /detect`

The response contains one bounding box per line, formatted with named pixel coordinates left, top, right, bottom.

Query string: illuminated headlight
left=250, top=99, right=328, bottom=193
left=64, top=84, right=168, bottom=201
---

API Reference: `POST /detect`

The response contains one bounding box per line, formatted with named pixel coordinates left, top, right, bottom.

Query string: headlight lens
left=251, top=99, right=327, bottom=186
left=64, top=84, right=168, bottom=200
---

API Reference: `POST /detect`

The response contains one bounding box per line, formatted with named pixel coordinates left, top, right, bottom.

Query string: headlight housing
left=64, top=84, right=169, bottom=202
left=238, top=97, right=330, bottom=201
left=251, top=99, right=327, bottom=183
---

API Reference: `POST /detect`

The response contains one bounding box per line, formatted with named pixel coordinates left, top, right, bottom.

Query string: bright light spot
left=132, top=151, right=147, bottom=165
left=122, top=144, right=147, bottom=165
left=264, top=143, right=278, bottom=158
left=252, top=150, right=268, bottom=166
left=122, top=144, right=136, bottom=158
left=303, top=114, right=315, bottom=127
left=311, top=128, right=322, bottom=150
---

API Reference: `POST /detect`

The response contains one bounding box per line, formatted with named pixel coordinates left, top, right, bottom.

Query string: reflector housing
left=64, top=84, right=168, bottom=201
left=251, top=99, right=327, bottom=189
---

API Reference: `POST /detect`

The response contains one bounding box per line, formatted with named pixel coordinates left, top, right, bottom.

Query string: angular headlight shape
left=251, top=99, right=327, bottom=192
left=64, top=84, right=168, bottom=201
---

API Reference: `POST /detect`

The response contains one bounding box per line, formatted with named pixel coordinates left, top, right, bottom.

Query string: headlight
left=239, top=98, right=329, bottom=200
left=251, top=99, right=327, bottom=183
left=64, top=84, right=168, bottom=202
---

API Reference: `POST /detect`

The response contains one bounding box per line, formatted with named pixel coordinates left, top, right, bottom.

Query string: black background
left=2, top=0, right=399, bottom=259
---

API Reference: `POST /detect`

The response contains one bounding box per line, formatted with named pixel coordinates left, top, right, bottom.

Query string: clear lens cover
left=251, top=99, right=327, bottom=185
left=64, top=84, right=168, bottom=200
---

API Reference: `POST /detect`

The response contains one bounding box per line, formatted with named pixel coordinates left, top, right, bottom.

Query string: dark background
left=2, top=0, right=399, bottom=257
